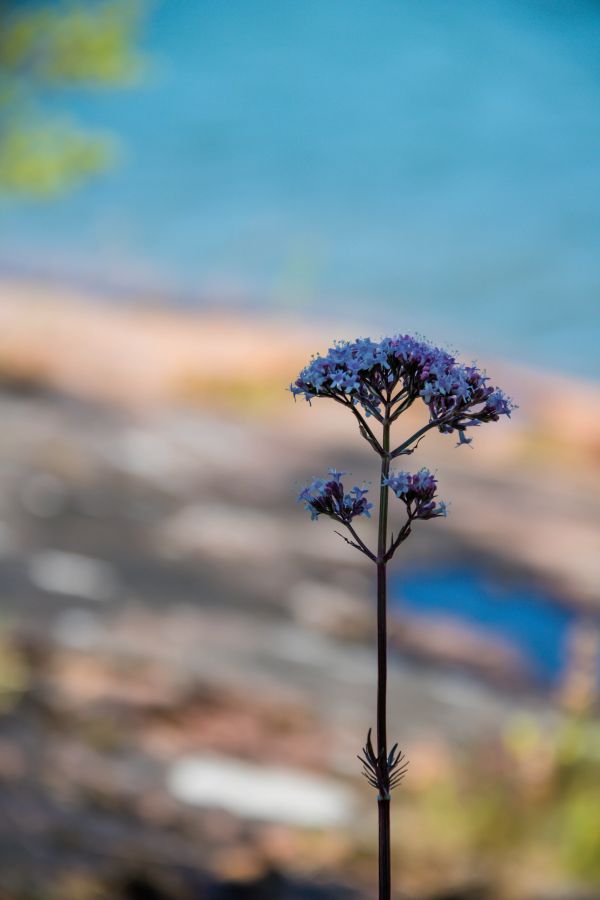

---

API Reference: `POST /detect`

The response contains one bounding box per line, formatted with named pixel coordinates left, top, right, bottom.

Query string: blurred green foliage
left=408, top=714, right=600, bottom=890
left=0, top=0, right=148, bottom=195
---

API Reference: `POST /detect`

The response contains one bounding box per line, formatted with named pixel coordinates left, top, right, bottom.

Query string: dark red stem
left=377, top=416, right=391, bottom=900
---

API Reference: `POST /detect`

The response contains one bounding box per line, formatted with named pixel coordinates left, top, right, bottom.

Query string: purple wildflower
left=298, top=469, right=373, bottom=523
left=291, top=334, right=515, bottom=444
left=383, top=468, right=447, bottom=520
left=289, top=330, right=515, bottom=899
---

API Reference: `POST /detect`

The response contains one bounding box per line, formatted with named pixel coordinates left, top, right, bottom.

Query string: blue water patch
left=2, top=0, right=600, bottom=378
left=390, top=566, right=582, bottom=685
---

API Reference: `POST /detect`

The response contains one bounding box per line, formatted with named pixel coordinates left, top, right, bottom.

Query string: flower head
left=291, top=334, right=515, bottom=443
left=298, top=469, right=373, bottom=523
left=383, top=468, right=447, bottom=520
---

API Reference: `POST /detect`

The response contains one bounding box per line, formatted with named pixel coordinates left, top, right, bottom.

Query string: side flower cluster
left=383, top=468, right=447, bottom=520
left=290, top=334, right=514, bottom=444
left=298, top=470, right=373, bottom=523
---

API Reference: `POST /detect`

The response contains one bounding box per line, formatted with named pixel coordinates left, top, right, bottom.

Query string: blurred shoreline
left=1, top=273, right=600, bottom=401
left=0, top=275, right=599, bottom=622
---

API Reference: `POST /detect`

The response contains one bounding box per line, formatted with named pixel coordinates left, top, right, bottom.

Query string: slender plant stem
left=378, top=798, right=391, bottom=900
left=377, top=415, right=391, bottom=900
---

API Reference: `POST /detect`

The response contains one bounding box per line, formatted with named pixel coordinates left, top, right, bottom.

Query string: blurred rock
left=28, top=550, right=119, bottom=601
left=166, top=754, right=356, bottom=828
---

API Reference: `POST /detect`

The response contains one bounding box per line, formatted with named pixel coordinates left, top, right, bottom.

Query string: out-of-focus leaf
left=0, top=0, right=149, bottom=196
left=0, top=118, right=115, bottom=195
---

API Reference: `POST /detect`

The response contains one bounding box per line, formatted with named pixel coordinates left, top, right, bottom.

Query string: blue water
left=2, top=0, right=600, bottom=377
left=391, top=566, right=585, bottom=686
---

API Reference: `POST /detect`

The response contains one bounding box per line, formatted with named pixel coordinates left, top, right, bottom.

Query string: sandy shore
left=0, top=278, right=317, bottom=408
left=0, top=276, right=599, bottom=427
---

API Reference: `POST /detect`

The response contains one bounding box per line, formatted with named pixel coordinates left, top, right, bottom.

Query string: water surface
left=391, top=566, right=591, bottom=686
left=2, top=0, right=600, bottom=377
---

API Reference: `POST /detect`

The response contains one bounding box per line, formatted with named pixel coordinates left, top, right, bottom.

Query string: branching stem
left=334, top=521, right=377, bottom=562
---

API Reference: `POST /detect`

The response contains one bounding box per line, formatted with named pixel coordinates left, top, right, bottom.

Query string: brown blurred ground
left=0, top=281, right=598, bottom=900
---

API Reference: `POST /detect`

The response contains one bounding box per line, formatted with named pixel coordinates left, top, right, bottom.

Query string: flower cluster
left=291, top=334, right=514, bottom=442
left=383, top=468, right=447, bottom=520
left=298, top=470, right=373, bottom=523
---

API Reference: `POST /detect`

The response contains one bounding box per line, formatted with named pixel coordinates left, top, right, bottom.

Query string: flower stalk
left=377, top=418, right=390, bottom=763
left=291, top=334, right=514, bottom=899
left=377, top=417, right=391, bottom=898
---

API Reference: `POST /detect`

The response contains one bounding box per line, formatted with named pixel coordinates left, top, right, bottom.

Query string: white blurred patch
left=28, top=551, right=118, bottom=601
left=167, top=755, right=355, bottom=827
left=116, top=429, right=181, bottom=482
left=162, top=504, right=283, bottom=561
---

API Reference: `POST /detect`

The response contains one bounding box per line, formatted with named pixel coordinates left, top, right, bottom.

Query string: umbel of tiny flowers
left=298, top=467, right=446, bottom=563
left=298, top=469, right=376, bottom=560
left=384, top=469, right=447, bottom=521
left=291, top=334, right=514, bottom=457
left=298, top=469, right=373, bottom=523
left=290, top=333, right=515, bottom=900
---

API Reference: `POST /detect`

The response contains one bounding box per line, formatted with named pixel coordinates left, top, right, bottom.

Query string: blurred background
left=0, top=2, right=599, bottom=898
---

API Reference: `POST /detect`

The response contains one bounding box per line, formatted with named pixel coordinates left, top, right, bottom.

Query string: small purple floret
left=298, top=469, right=373, bottom=523
left=383, top=468, right=447, bottom=520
